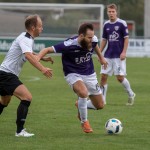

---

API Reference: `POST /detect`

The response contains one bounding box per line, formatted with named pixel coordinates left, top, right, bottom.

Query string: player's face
left=80, top=29, right=94, bottom=50
left=33, top=17, right=43, bottom=37
left=107, top=8, right=117, bottom=22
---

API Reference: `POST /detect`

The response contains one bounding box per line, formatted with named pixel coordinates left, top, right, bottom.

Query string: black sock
left=0, top=103, right=7, bottom=114
left=16, top=100, right=31, bottom=133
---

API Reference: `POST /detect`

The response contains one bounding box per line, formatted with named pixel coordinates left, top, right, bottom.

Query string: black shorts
left=0, top=71, right=23, bottom=96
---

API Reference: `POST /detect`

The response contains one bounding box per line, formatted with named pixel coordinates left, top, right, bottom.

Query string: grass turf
left=0, top=55, right=150, bottom=150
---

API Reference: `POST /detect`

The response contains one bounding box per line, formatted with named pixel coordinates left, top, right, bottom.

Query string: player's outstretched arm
left=32, top=52, right=54, bottom=64
left=41, top=56, right=54, bottom=64
left=38, top=47, right=55, bottom=61
left=25, top=52, right=53, bottom=78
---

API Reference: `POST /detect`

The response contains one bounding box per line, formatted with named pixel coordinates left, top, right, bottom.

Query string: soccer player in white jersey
left=99, top=3, right=135, bottom=105
left=0, top=14, right=53, bottom=137
left=37, top=23, right=107, bottom=133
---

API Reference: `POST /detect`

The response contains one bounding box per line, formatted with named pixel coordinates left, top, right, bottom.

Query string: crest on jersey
left=114, top=26, right=119, bottom=31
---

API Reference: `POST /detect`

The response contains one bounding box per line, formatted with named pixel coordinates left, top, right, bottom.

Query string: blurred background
left=0, top=0, right=149, bottom=57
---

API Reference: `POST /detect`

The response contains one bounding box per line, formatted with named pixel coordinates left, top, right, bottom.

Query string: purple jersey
left=102, top=18, right=129, bottom=58
left=52, top=35, right=98, bottom=76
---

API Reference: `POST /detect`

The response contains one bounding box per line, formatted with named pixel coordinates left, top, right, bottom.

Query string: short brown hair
left=78, top=23, right=94, bottom=35
left=25, top=14, right=40, bottom=30
left=107, top=3, right=117, bottom=11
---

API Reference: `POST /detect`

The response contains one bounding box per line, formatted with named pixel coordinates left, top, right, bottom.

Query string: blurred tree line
left=0, top=0, right=144, bottom=36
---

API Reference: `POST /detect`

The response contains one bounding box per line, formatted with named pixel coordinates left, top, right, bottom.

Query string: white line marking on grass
left=25, top=76, right=40, bottom=81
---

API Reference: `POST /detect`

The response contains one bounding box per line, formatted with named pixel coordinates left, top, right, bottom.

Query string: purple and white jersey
left=102, top=18, right=129, bottom=58
left=52, top=35, right=98, bottom=76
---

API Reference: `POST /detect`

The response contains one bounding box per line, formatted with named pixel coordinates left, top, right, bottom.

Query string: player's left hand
left=41, top=56, right=54, bottom=64
left=99, top=58, right=108, bottom=69
left=120, top=52, right=126, bottom=60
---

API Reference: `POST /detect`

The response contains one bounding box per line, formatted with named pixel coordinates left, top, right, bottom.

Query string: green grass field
left=0, top=55, right=150, bottom=150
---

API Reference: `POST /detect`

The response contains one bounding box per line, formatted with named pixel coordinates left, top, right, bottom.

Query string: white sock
left=121, top=78, right=134, bottom=97
left=87, top=100, right=97, bottom=110
left=100, top=84, right=108, bottom=104
left=78, top=97, right=88, bottom=123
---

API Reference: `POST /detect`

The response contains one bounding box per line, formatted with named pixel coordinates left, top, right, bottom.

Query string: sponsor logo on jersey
left=75, top=52, right=92, bottom=64
left=109, top=31, right=119, bottom=41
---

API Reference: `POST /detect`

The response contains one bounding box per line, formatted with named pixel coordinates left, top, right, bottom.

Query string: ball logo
left=105, top=118, right=123, bottom=134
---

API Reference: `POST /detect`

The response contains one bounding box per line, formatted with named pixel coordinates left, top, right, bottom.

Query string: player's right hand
left=42, top=67, right=53, bottom=78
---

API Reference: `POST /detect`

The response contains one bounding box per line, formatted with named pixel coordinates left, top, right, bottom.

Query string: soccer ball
left=105, top=118, right=123, bottom=134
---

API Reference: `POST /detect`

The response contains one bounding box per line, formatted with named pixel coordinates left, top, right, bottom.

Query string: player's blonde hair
left=25, top=14, right=40, bottom=30
left=107, top=3, right=117, bottom=11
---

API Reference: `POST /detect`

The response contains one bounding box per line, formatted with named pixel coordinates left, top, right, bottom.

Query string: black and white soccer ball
left=105, top=118, right=123, bottom=134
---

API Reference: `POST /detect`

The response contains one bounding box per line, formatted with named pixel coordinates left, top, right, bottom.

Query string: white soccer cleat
left=126, top=93, right=136, bottom=106
left=15, top=129, right=34, bottom=137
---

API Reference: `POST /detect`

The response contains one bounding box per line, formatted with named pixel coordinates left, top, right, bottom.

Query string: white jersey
left=0, top=32, right=34, bottom=76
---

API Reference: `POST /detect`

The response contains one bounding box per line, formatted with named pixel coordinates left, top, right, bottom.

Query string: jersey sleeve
left=102, top=24, right=108, bottom=40
left=92, top=35, right=98, bottom=48
left=122, top=20, right=129, bottom=38
left=19, top=38, right=33, bottom=53
left=53, top=39, right=73, bottom=53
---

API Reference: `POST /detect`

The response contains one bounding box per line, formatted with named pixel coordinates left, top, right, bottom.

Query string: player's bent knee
left=24, top=95, right=32, bottom=101
left=96, top=103, right=104, bottom=110
left=0, top=99, right=11, bottom=106
left=117, top=76, right=124, bottom=83
left=117, top=78, right=123, bottom=83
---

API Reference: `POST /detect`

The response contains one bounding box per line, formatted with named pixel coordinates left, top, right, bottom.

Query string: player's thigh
left=89, top=94, right=104, bottom=109
left=84, top=73, right=101, bottom=96
left=73, top=80, right=88, bottom=98
left=1, top=95, right=12, bottom=105
left=114, top=58, right=126, bottom=75
left=100, top=58, right=113, bottom=75
left=65, top=73, right=88, bottom=97
left=13, top=84, right=32, bottom=101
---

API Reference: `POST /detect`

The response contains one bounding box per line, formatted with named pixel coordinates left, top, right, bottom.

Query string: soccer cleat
left=15, top=129, right=34, bottom=137
left=126, top=93, right=136, bottom=106
left=75, top=101, right=81, bottom=121
left=81, top=120, right=93, bottom=133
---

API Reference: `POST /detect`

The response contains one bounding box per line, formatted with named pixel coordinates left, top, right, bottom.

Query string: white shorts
left=65, top=72, right=102, bottom=95
left=100, top=58, right=127, bottom=76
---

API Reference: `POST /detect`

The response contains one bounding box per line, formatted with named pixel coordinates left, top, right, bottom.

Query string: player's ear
left=31, top=25, right=36, bottom=31
left=80, top=34, right=84, bottom=38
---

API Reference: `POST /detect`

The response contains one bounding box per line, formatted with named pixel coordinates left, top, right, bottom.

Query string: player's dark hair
left=25, top=14, right=40, bottom=30
left=78, top=23, right=94, bottom=35
left=107, top=3, right=117, bottom=11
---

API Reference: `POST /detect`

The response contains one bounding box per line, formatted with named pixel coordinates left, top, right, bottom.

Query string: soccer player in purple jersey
left=38, top=23, right=107, bottom=133
left=99, top=3, right=135, bottom=105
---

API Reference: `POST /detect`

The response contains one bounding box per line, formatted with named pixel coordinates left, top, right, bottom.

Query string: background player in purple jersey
left=38, top=23, right=107, bottom=133
left=99, top=3, right=135, bottom=105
